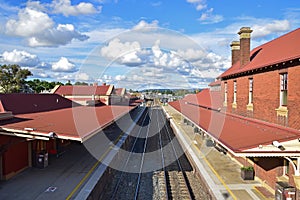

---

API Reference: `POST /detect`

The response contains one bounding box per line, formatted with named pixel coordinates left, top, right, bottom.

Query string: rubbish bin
left=275, top=182, right=296, bottom=200
left=35, top=151, right=48, bottom=169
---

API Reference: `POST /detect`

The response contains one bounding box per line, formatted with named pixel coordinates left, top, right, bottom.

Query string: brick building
left=169, top=27, right=300, bottom=194
left=220, top=27, right=300, bottom=130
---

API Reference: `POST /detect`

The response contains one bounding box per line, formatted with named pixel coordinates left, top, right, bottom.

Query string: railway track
left=100, top=106, right=208, bottom=200
left=109, top=107, right=152, bottom=200
left=156, top=107, right=194, bottom=200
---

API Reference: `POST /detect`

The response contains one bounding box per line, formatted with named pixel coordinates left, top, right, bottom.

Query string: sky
left=0, top=0, right=299, bottom=90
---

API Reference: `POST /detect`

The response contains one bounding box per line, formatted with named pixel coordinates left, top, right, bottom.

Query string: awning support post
left=285, top=157, right=300, bottom=176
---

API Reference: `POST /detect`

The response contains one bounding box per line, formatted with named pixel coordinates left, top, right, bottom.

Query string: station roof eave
left=0, top=105, right=136, bottom=143
left=168, top=99, right=300, bottom=158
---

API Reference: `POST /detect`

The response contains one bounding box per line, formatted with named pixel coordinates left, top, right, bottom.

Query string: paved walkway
left=163, top=105, right=275, bottom=200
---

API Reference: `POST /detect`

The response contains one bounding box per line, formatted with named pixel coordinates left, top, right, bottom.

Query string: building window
left=233, top=81, right=237, bottom=103
left=280, top=73, right=288, bottom=106
left=249, top=78, right=253, bottom=104
left=224, top=82, right=227, bottom=103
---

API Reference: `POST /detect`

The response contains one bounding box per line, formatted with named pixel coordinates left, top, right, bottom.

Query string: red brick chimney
left=238, top=27, right=253, bottom=68
left=230, top=41, right=240, bottom=65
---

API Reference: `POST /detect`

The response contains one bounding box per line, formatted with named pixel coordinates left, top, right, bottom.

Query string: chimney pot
left=230, top=41, right=240, bottom=65
left=238, top=27, right=253, bottom=68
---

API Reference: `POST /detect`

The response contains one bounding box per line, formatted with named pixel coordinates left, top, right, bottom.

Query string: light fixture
left=272, top=141, right=285, bottom=151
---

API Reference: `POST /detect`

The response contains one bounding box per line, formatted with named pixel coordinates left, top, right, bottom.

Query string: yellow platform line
left=253, top=186, right=272, bottom=200
left=66, top=133, right=123, bottom=200
left=192, top=140, right=238, bottom=200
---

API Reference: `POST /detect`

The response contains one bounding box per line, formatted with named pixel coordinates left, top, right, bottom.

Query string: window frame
left=280, top=73, right=288, bottom=106
left=233, top=80, right=237, bottom=103
left=249, top=78, right=253, bottom=104
left=224, top=82, right=227, bottom=103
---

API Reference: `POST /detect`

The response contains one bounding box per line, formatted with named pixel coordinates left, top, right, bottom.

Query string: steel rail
left=110, top=107, right=150, bottom=199
left=155, top=108, right=170, bottom=200
left=133, top=108, right=153, bottom=200
left=158, top=107, right=194, bottom=200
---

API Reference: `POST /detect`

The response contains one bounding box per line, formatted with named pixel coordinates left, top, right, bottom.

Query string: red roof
left=113, top=88, right=126, bottom=96
left=0, top=94, right=135, bottom=141
left=169, top=90, right=300, bottom=153
left=0, top=105, right=134, bottom=141
left=169, top=100, right=300, bottom=152
left=182, top=89, right=222, bottom=110
left=53, top=85, right=113, bottom=96
left=220, top=28, right=300, bottom=78
left=208, top=79, right=221, bottom=87
left=0, top=94, right=79, bottom=115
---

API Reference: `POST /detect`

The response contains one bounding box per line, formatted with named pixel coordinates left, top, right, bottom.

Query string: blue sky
left=0, top=0, right=299, bottom=89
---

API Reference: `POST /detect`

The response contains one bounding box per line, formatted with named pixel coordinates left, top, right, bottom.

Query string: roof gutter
left=0, top=127, right=82, bottom=142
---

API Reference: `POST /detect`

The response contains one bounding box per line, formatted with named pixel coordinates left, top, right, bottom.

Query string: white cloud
left=132, top=20, right=159, bottom=31
left=31, top=69, right=51, bottom=78
left=115, top=75, right=126, bottom=81
left=176, top=48, right=207, bottom=62
left=75, top=72, right=90, bottom=81
left=97, top=74, right=113, bottom=84
left=186, top=0, right=207, bottom=11
left=101, top=38, right=142, bottom=62
left=1, top=49, right=40, bottom=67
left=6, top=7, right=54, bottom=37
left=52, top=57, right=76, bottom=72
left=252, top=20, right=290, bottom=38
left=27, top=23, right=88, bottom=47
left=199, top=8, right=223, bottom=24
left=5, top=7, right=88, bottom=47
left=52, top=0, right=98, bottom=16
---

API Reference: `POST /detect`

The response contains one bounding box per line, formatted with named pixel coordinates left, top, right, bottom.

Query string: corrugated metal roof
left=169, top=90, right=300, bottom=154
left=54, top=85, right=113, bottom=96
left=0, top=105, right=134, bottom=142
left=0, top=94, right=135, bottom=142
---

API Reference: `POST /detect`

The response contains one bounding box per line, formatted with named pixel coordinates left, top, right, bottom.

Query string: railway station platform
left=163, top=105, right=275, bottom=200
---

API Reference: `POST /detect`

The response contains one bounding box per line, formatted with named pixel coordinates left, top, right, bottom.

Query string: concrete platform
left=163, top=105, right=275, bottom=200
left=0, top=143, right=97, bottom=200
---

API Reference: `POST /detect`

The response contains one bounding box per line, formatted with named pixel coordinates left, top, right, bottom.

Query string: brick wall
left=254, top=157, right=283, bottom=189
left=221, top=65, right=300, bottom=130
left=287, top=66, right=300, bottom=130
left=236, top=76, right=249, bottom=116
left=232, top=154, right=284, bottom=189
left=253, top=70, right=279, bottom=124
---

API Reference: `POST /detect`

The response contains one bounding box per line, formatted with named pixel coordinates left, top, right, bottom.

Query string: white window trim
left=233, top=81, right=237, bottom=103
left=248, top=78, right=253, bottom=104
left=279, top=73, right=288, bottom=107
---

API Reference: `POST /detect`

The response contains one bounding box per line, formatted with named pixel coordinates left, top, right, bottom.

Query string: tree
left=0, top=64, right=32, bottom=93
left=26, top=79, right=64, bottom=93
left=65, top=80, right=72, bottom=85
left=74, top=81, right=88, bottom=85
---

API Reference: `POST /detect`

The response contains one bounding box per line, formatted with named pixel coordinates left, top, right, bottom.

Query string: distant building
left=51, top=83, right=130, bottom=106
left=170, top=27, right=300, bottom=191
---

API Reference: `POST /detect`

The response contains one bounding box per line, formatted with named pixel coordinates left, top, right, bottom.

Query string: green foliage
left=74, top=81, right=88, bottom=85
left=241, top=166, right=254, bottom=171
left=0, top=64, right=32, bottom=93
left=26, top=79, right=64, bottom=93
left=65, top=80, right=72, bottom=85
